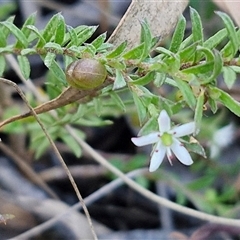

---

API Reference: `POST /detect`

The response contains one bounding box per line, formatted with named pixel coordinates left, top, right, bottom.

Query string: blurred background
left=0, top=0, right=240, bottom=239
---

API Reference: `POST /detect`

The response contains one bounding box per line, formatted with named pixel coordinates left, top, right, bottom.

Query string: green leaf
left=123, top=43, right=144, bottom=60
left=107, top=59, right=126, bottom=70
left=113, top=69, right=126, bottom=90
left=17, top=55, right=30, bottom=79
left=106, top=41, right=127, bottom=58
left=223, top=66, right=236, bottom=89
left=54, top=14, right=65, bottom=45
left=15, top=12, right=36, bottom=48
left=169, top=15, right=186, bottom=53
left=26, top=25, right=46, bottom=47
left=138, top=116, right=158, bottom=136
left=77, top=26, right=98, bottom=46
left=66, top=25, right=78, bottom=47
left=0, top=55, right=6, bottom=76
left=36, top=13, right=62, bottom=47
left=175, top=78, right=196, bottom=109
left=203, top=28, right=227, bottom=49
left=60, top=129, right=82, bottom=157
left=45, top=58, right=67, bottom=85
left=91, top=32, right=107, bottom=50
left=208, top=97, right=218, bottom=114
left=21, top=48, right=37, bottom=55
left=44, top=42, right=63, bottom=54
left=44, top=52, right=56, bottom=68
left=194, top=88, right=204, bottom=134
left=210, top=86, right=240, bottom=116
left=131, top=71, right=156, bottom=85
left=153, top=72, right=166, bottom=87
left=132, top=90, right=147, bottom=126
left=0, top=16, right=14, bottom=47
left=110, top=92, right=126, bottom=112
left=139, top=20, right=153, bottom=60
left=0, top=21, right=28, bottom=47
left=179, top=41, right=198, bottom=62
left=182, top=61, right=213, bottom=75
left=190, top=7, right=204, bottom=45
left=231, top=66, right=240, bottom=73
left=216, top=11, right=238, bottom=57
left=185, top=139, right=206, bottom=158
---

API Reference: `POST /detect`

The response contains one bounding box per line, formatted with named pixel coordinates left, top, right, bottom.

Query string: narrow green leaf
left=44, top=52, right=56, bottom=68
left=131, top=71, right=156, bottom=86
left=77, top=26, right=98, bottom=46
left=0, top=16, right=14, bottom=47
left=179, top=34, right=193, bottom=50
left=208, top=97, right=218, bottom=113
left=113, top=69, right=126, bottom=90
left=0, top=21, right=28, bottom=47
left=231, top=66, right=240, bottom=73
left=203, top=28, right=227, bottom=49
left=91, top=32, right=107, bottom=50
left=44, top=42, right=63, bottom=54
left=190, top=7, right=204, bottom=45
left=106, top=41, right=127, bottom=58
left=93, top=98, right=101, bottom=116
left=15, top=12, right=36, bottom=48
left=169, top=15, right=186, bottom=53
left=61, top=132, right=82, bottom=157
left=54, top=14, right=65, bottom=45
left=110, top=92, right=126, bottom=112
left=223, top=66, right=237, bottom=89
left=21, top=48, right=37, bottom=55
left=211, top=86, right=240, bottom=116
left=182, top=62, right=213, bottom=75
left=107, top=59, right=126, bottom=70
left=123, top=43, right=144, bottom=60
left=202, top=49, right=223, bottom=84
left=175, top=78, right=196, bottom=109
left=26, top=25, right=46, bottom=46
left=179, top=41, right=198, bottom=62
left=139, top=20, right=153, bottom=60
left=132, top=90, right=147, bottom=126
left=17, top=55, right=30, bottom=79
left=194, top=88, right=204, bottom=134
left=45, top=58, right=67, bottom=85
left=36, top=13, right=62, bottom=47
left=153, top=72, right=166, bottom=87
left=185, top=140, right=206, bottom=158
left=66, top=25, right=78, bottom=47
left=0, top=55, right=6, bottom=76
left=216, top=11, right=238, bottom=57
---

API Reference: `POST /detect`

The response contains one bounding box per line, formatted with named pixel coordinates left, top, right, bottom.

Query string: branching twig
left=66, top=125, right=240, bottom=228
left=9, top=168, right=147, bottom=239
left=0, top=78, right=98, bottom=240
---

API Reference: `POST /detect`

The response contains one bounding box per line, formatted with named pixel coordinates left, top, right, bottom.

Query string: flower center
left=161, top=132, right=173, bottom=146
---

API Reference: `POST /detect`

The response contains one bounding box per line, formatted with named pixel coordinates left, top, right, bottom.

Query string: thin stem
left=9, top=169, right=146, bottom=239
left=67, top=125, right=240, bottom=228
left=0, top=78, right=98, bottom=240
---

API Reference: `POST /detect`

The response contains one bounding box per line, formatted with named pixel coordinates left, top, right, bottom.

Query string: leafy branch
left=0, top=8, right=240, bottom=158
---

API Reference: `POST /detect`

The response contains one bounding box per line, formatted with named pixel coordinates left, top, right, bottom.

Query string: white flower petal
left=131, top=132, right=159, bottom=147
left=158, top=110, right=171, bottom=133
left=171, top=122, right=195, bottom=137
left=166, top=147, right=173, bottom=165
left=171, top=138, right=193, bottom=165
left=149, top=142, right=166, bottom=172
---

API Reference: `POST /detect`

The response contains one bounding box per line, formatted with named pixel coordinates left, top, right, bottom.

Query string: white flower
left=131, top=110, right=195, bottom=172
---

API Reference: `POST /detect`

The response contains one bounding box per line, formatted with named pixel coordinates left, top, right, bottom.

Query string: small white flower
left=131, top=110, right=195, bottom=172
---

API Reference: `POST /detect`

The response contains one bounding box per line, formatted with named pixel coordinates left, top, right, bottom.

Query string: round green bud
left=66, top=59, right=107, bottom=89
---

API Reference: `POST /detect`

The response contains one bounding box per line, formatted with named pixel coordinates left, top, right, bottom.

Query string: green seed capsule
left=66, top=59, right=107, bottom=89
